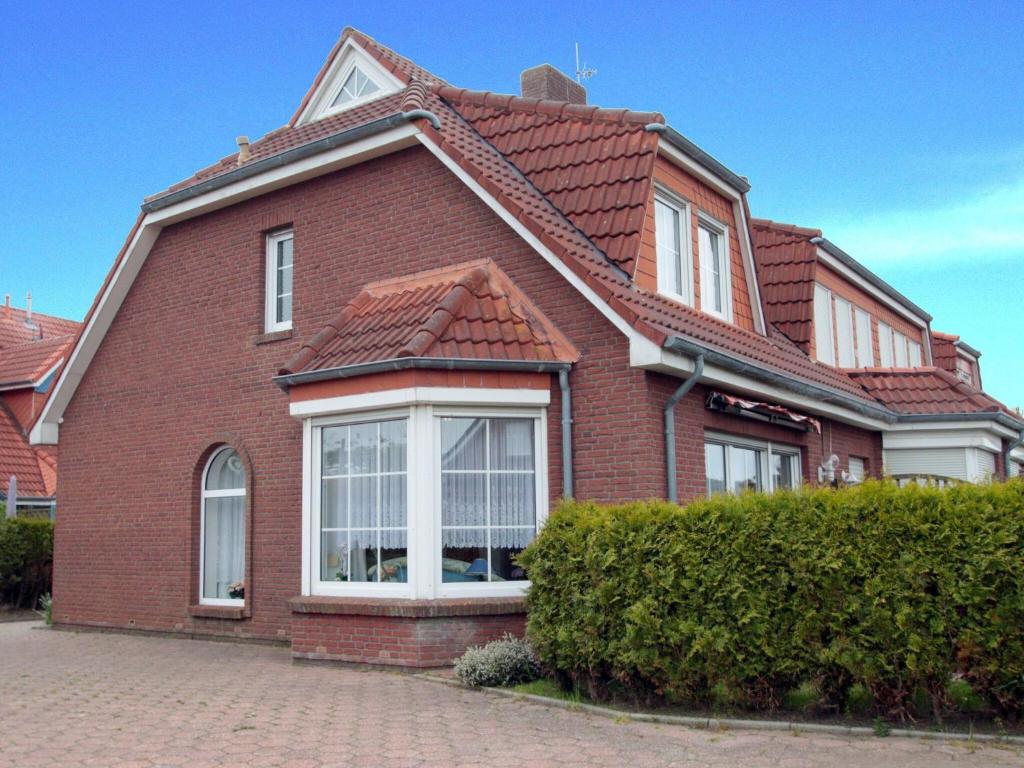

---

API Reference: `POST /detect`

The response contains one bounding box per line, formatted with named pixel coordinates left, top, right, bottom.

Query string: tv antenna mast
left=574, top=42, right=597, bottom=83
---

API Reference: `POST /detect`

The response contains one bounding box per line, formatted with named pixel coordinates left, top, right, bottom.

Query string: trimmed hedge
left=519, top=480, right=1024, bottom=719
left=0, top=517, right=54, bottom=609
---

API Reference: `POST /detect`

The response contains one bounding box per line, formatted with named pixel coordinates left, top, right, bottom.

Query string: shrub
left=454, top=633, right=542, bottom=688
left=0, top=517, right=54, bottom=609
left=519, top=480, right=1024, bottom=720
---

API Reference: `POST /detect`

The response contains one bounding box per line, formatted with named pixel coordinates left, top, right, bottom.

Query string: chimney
left=236, top=136, right=251, bottom=165
left=3, top=294, right=9, bottom=320
left=520, top=64, right=587, bottom=105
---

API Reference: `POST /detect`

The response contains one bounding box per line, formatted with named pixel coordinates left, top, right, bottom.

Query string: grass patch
left=509, top=677, right=586, bottom=703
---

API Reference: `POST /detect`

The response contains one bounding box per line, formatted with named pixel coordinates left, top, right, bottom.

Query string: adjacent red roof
left=281, top=260, right=579, bottom=378
left=0, top=306, right=79, bottom=350
left=0, top=405, right=50, bottom=498
left=0, top=335, right=73, bottom=389
left=847, top=368, right=1006, bottom=416
left=749, top=219, right=821, bottom=352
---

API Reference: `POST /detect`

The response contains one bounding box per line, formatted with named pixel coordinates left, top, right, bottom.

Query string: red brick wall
left=291, top=612, right=526, bottom=667
left=55, top=144, right=882, bottom=660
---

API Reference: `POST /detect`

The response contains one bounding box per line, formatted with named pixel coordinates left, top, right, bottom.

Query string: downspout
left=1005, top=429, right=1024, bottom=479
left=665, top=355, right=705, bottom=503
left=559, top=368, right=574, bottom=499
left=400, top=109, right=442, bottom=130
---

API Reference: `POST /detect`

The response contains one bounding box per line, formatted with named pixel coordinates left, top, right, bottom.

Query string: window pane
left=276, top=293, right=292, bottom=325
left=489, top=419, right=534, bottom=470
left=855, top=309, right=874, bottom=367
left=490, top=473, right=535, bottom=528
left=772, top=453, right=798, bottom=490
left=813, top=284, right=836, bottom=365
left=317, top=419, right=406, bottom=585
left=848, top=456, right=865, bottom=481
left=491, top=529, right=530, bottom=581
left=277, top=237, right=293, bottom=269
left=441, top=543, right=489, bottom=582
left=655, top=198, right=684, bottom=298
left=203, top=495, right=244, bottom=599
left=879, top=323, right=894, bottom=366
left=441, top=417, right=486, bottom=470
left=835, top=298, right=856, bottom=367
left=206, top=449, right=245, bottom=491
left=705, top=443, right=726, bottom=495
left=894, top=331, right=909, bottom=366
left=441, top=473, right=486, bottom=527
left=730, top=446, right=762, bottom=493
left=699, top=225, right=724, bottom=314
left=908, top=340, right=922, bottom=367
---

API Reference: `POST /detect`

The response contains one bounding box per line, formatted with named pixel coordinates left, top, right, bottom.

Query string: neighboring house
left=0, top=296, right=79, bottom=516
left=32, top=29, right=1023, bottom=664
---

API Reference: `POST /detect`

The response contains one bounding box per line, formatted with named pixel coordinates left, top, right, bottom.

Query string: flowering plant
left=227, top=581, right=245, bottom=600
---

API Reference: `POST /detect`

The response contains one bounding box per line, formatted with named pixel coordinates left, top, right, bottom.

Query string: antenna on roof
left=574, top=42, right=597, bottom=84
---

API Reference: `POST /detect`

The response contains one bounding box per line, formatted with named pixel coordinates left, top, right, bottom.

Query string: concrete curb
left=415, top=674, right=1024, bottom=746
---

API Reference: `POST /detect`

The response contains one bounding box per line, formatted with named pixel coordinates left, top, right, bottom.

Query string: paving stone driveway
left=1, top=622, right=1020, bottom=768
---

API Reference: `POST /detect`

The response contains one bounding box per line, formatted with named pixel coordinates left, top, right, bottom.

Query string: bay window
left=705, top=434, right=801, bottom=496
left=304, top=397, right=547, bottom=599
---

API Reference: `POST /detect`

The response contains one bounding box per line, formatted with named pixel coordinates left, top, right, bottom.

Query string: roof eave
left=275, top=356, right=573, bottom=390
left=955, top=339, right=982, bottom=359
left=896, top=411, right=1024, bottom=431
left=649, top=125, right=751, bottom=193
left=810, top=237, right=933, bottom=322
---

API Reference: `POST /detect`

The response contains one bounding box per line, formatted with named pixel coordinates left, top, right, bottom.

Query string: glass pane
left=705, top=443, right=726, bottom=495
left=731, top=447, right=762, bottom=493
left=278, top=263, right=292, bottom=297
left=380, top=420, right=407, bottom=473
left=772, top=454, right=796, bottom=491
left=490, top=473, right=535, bottom=528
left=347, top=529, right=378, bottom=583
left=277, top=293, right=292, bottom=325
left=349, top=422, right=378, bottom=475
left=349, top=476, right=377, bottom=529
left=655, top=199, right=683, bottom=296
left=441, top=542, right=489, bottom=582
left=381, top=474, right=406, bottom=529
left=277, top=237, right=292, bottom=269
left=203, top=495, right=244, bottom=599
left=321, top=477, right=348, bottom=529
left=441, top=417, right=486, bottom=470
left=442, top=473, right=486, bottom=527
left=321, top=530, right=348, bottom=582
left=206, top=449, right=245, bottom=491
left=322, top=426, right=348, bottom=476
left=374, top=532, right=407, bottom=583
left=491, top=528, right=531, bottom=581
left=489, top=419, right=534, bottom=470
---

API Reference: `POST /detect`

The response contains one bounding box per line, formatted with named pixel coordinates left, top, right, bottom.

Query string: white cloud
left=824, top=176, right=1024, bottom=266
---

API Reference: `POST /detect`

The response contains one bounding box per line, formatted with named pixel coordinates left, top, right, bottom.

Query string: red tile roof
left=281, top=260, right=579, bottom=377
left=0, top=404, right=49, bottom=498
left=847, top=368, right=1007, bottom=416
left=749, top=219, right=820, bottom=352
left=0, top=306, right=79, bottom=350
left=0, top=335, right=74, bottom=389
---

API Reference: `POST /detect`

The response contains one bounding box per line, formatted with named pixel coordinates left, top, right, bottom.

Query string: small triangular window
left=332, top=66, right=381, bottom=107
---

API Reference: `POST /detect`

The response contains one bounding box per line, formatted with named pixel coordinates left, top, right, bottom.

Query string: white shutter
left=893, top=331, right=909, bottom=366
left=908, top=340, right=922, bottom=367
left=884, top=448, right=968, bottom=480
left=878, top=323, right=894, bottom=366
left=855, top=309, right=874, bottom=367
left=813, top=284, right=836, bottom=365
left=848, top=456, right=866, bottom=481
left=835, top=297, right=856, bottom=367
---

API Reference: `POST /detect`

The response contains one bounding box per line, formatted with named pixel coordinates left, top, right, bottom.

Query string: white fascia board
left=148, top=125, right=420, bottom=227
left=289, top=386, right=551, bottom=419
left=882, top=426, right=1004, bottom=452
left=657, top=139, right=743, bottom=201
left=31, top=126, right=422, bottom=446
left=734, top=201, right=767, bottom=334
left=815, top=248, right=928, bottom=330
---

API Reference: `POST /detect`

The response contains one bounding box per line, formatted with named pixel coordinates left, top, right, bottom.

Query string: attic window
left=331, top=66, right=381, bottom=108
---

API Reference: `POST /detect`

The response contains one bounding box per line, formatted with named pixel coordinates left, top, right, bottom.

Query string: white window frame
left=654, top=187, right=694, bottom=307
left=697, top=211, right=733, bottom=321
left=265, top=229, right=293, bottom=333
left=301, top=394, right=549, bottom=600
left=704, top=432, right=801, bottom=496
left=834, top=296, right=856, bottom=368
left=321, top=59, right=389, bottom=118
left=199, top=447, right=246, bottom=607
left=813, top=284, right=836, bottom=365
left=854, top=308, right=874, bottom=367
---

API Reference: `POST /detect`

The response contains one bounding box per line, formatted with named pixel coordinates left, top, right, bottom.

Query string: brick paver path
left=1, top=622, right=1020, bottom=767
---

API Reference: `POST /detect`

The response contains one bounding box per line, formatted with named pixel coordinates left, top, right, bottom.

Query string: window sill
left=253, top=328, right=294, bottom=345
left=288, top=595, right=526, bottom=618
left=188, top=604, right=246, bottom=620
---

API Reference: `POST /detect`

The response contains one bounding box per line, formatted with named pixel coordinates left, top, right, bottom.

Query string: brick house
left=0, top=296, right=79, bottom=516
left=32, top=29, right=1022, bottom=665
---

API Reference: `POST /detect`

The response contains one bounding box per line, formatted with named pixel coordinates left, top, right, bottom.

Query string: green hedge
left=0, top=516, right=54, bottom=609
left=519, top=480, right=1024, bottom=719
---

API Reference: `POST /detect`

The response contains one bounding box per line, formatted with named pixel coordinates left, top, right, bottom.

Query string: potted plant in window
left=227, top=581, right=245, bottom=600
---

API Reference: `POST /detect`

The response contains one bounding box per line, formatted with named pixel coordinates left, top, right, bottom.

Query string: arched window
left=201, top=447, right=246, bottom=605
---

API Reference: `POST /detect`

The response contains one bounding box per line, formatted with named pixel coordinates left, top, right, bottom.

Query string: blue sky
left=2, top=1, right=1022, bottom=406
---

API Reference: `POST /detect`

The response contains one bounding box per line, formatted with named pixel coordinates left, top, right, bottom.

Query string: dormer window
left=654, top=190, right=693, bottom=306
left=697, top=213, right=732, bottom=321
left=331, top=65, right=381, bottom=108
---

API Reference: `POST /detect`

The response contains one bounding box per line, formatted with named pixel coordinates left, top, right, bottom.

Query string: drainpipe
left=1005, top=429, right=1024, bottom=479
left=559, top=368, right=574, bottom=498
left=664, top=355, right=705, bottom=503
